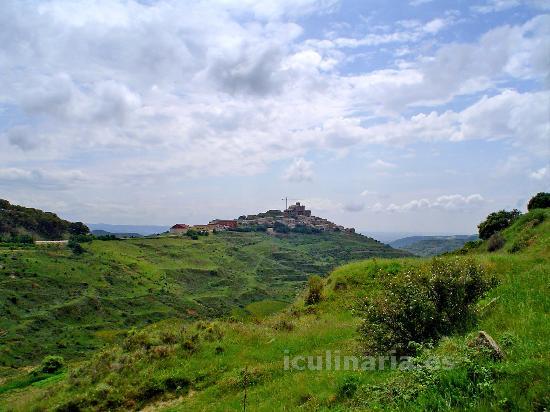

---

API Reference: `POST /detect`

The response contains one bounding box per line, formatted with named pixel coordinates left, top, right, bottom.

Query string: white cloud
left=0, top=0, right=547, bottom=228
left=370, top=159, right=397, bottom=171
left=283, top=158, right=314, bottom=182
left=409, top=0, right=433, bottom=5
left=530, top=166, right=549, bottom=180
left=0, top=168, right=86, bottom=190
left=384, top=194, right=485, bottom=212
left=472, top=0, right=550, bottom=13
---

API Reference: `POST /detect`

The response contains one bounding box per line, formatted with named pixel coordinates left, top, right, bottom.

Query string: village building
left=209, top=219, right=238, bottom=229
left=284, top=202, right=311, bottom=218
left=192, top=225, right=212, bottom=232
left=170, top=224, right=189, bottom=234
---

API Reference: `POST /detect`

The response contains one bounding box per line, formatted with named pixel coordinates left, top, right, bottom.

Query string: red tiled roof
left=171, top=224, right=189, bottom=229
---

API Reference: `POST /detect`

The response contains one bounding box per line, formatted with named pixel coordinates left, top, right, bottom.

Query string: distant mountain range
left=87, top=223, right=169, bottom=236
left=90, top=230, right=143, bottom=238
left=390, top=235, right=478, bottom=256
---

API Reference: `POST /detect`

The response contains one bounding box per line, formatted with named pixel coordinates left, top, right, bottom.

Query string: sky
left=0, top=0, right=549, bottom=234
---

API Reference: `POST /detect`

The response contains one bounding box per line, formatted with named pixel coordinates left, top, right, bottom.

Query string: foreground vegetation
left=1, top=208, right=547, bottom=411
left=0, top=230, right=406, bottom=369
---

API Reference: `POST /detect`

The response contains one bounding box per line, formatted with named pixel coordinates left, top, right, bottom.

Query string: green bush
left=1, top=234, right=34, bottom=244
left=68, top=239, right=85, bottom=255
left=37, top=355, right=65, bottom=374
left=305, top=275, right=323, bottom=305
left=478, top=209, right=521, bottom=240
left=337, top=375, right=360, bottom=399
left=487, top=232, right=505, bottom=252
left=358, top=258, right=495, bottom=355
left=70, top=234, right=93, bottom=243
left=527, top=192, right=550, bottom=211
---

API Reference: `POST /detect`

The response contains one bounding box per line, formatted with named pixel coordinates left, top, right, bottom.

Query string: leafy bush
left=185, top=229, right=209, bottom=239
left=0, top=234, right=34, bottom=244
left=68, top=239, right=85, bottom=255
left=457, top=239, right=483, bottom=254
left=478, top=209, right=521, bottom=240
left=37, top=355, right=65, bottom=374
left=487, top=232, right=505, bottom=252
left=527, top=192, right=550, bottom=211
left=95, top=234, right=119, bottom=241
left=70, top=234, right=94, bottom=243
left=305, top=275, right=323, bottom=305
left=358, top=258, right=495, bottom=355
left=337, top=375, right=360, bottom=399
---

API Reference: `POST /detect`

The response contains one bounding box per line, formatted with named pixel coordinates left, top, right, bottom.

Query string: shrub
left=70, top=234, right=93, bottom=243
left=487, top=233, right=505, bottom=252
left=305, top=275, right=323, bottom=305
left=478, top=209, right=521, bottom=240
left=273, top=318, right=294, bottom=331
left=527, top=192, right=550, bottom=211
left=37, top=355, right=65, bottom=374
left=358, top=258, right=495, bottom=355
left=68, top=239, right=84, bottom=255
left=337, top=375, right=360, bottom=399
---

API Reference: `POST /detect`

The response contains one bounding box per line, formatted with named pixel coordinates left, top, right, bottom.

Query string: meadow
left=0, top=230, right=406, bottom=370
left=0, top=209, right=547, bottom=410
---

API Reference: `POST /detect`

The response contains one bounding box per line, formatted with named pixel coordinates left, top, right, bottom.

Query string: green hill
left=390, top=235, right=478, bottom=256
left=0, top=229, right=408, bottom=369
left=0, top=199, right=88, bottom=241
left=1, top=209, right=547, bottom=411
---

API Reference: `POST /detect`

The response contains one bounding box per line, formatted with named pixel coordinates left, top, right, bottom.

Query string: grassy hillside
left=0, top=230, right=407, bottom=369
left=0, top=199, right=88, bottom=241
left=390, top=235, right=478, bottom=256
left=1, top=209, right=547, bottom=411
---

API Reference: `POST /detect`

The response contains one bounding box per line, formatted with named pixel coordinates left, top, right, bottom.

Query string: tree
left=477, top=209, right=521, bottom=240
left=68, top=239, right=84, bottom=255
left=274, top=221, right=290, bottom=233
left=69, top=222, right=90, bottom=235
left=527, top=192, right=550, bottom=211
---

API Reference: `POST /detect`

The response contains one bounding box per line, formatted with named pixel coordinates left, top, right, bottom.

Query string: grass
left=0, top=230, right=406, bottom=370
left=0, top=209, right=548, bottom=411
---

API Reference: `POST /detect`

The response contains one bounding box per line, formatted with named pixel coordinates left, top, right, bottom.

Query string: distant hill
left=0, top=199, right=88, bottom=241
left=91, top=230, right=142, bottom=238
left=390, top=235, right=478, bottom=256
left=88, top=223, right=169, bottom=236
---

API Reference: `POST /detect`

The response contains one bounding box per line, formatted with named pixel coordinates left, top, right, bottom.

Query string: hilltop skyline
left=0, top=0, right=549, bottom=233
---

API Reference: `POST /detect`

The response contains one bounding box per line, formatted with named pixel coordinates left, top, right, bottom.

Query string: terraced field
left=0, top=230, right=407, bottom=369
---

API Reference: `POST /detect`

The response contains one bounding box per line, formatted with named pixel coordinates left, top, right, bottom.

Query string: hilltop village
left=170, top=202, right=356, bottom=235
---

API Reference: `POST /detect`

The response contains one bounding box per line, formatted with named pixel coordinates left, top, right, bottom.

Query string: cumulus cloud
left=0, top=1, right=547, bottom=179
left=0, top=0, right=547, bottom=226
left=0, top=168, right=86, bottom=190
left=283, top=158, right=314, bottom=182
left=472, top=0, right=550, bottom=13
left=385, top=194, right=485, bottom=212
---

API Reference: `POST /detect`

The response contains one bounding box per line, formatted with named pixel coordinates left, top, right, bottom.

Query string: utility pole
left=281, top=197, right=298, bottom=210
